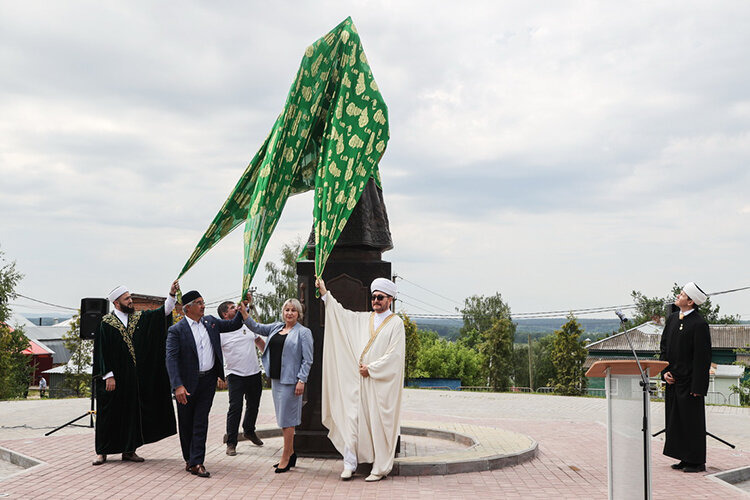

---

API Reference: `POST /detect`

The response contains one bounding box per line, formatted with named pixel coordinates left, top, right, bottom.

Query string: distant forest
left=413, top=317, right=623, bottom=343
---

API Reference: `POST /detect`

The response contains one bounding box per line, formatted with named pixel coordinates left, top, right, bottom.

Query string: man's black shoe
left=188, top=464, right=211, bottom=478
left=683, top=464, right=706, bottom=473
left=244, top=431, right=264, bottom=446
left=670, top=461, right=687, bottom=470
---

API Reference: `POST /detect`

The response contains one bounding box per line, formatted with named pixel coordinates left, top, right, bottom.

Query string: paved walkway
left=0, top=390, right=749, bottom=499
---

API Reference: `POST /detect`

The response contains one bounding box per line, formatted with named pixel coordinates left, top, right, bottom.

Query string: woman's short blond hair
left=282, top=298, right=304, bottom=321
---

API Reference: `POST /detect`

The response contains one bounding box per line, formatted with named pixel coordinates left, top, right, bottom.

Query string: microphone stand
left=617, top=314, right=651, bottom=500
left=45, top=374, right=96, bottom=436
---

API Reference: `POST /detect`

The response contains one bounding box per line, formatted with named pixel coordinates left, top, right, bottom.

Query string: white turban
left=108, top=285, right=129, bottom=303
left=683, top=282, right=707, bottom=305
left=370, top=277, right=397, bottom=298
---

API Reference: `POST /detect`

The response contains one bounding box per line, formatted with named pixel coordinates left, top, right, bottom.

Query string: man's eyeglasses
left=371, top=294, right=388, bottom=301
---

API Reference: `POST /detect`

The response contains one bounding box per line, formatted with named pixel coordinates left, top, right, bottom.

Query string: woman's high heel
left=274, top=459, right=292, bottom=473
left=273, top=453, right=296, bottom=470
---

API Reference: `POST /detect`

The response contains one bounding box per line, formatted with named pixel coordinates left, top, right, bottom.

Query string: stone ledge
left=0, top=445, right=45, bottom=481
left=393, top=421, right=538, bottom=476
left=227, top=420, right=538, bottom=476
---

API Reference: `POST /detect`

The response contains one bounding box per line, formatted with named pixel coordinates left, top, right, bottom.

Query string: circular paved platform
left=246, top=420, right=538, bottom=476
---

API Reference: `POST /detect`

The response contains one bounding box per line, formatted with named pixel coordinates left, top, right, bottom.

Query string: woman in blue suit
left=245, top=297, right=313, bottom=473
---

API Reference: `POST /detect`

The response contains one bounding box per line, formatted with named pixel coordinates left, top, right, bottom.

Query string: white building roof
left=712, top=364, right=745, bottom=378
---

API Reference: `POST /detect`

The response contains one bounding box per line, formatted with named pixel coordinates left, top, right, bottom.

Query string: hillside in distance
left=413, top=317, right=622, bottom=342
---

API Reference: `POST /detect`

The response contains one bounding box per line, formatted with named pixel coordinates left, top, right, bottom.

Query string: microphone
left=615, top=310, right=629, bottom=323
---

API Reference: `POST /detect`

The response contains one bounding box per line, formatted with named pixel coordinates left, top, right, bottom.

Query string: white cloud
left=2, top=1, right=750, bottom=319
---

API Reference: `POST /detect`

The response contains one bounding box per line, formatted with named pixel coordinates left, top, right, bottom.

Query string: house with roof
left=586, top=322, right=749, bottom=405
left=2, top=312, right=62, bottom=388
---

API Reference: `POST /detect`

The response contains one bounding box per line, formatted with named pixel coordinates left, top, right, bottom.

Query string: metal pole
left=528, top=334, right=534, bottom=391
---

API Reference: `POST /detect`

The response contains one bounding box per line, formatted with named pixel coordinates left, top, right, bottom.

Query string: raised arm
left=215, top=309, right=244, bottom=333
left=244, top=315, right=280, bottom=337
left=165, top=280, right=179, bottom=315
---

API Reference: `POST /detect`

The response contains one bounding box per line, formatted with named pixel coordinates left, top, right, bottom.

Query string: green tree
left=629, top=290, right=672, bottom=326
left=413, top=335, right=484, bottom=386
left=514, top=335, right=560, bottom=390
left=0, top=248, right=32, bottom=399
left=400, top=312, right=420, bottom=381
left=629, top=284, right=739, bottom=327
left=730, top=345, right=750, bottom=406
left=480, top=317, right=514, bottom=391
left=255, top=237, right=304, bottom=322
left=512, top=344, right=530, bottom=388
left=418, top=328, right=440, bottom=347
left=532, top=334, right=557, bottom=389
left=62, top=313, right=92, bottom=397
left=457, top=293, right=511, bottom=349
left=550, top=314, right=588, bottom=395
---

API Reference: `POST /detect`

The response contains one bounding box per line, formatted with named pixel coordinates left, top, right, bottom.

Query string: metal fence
left=706, top=391, right=728, bottom=405
left=407, top=385, right=741, bottom=405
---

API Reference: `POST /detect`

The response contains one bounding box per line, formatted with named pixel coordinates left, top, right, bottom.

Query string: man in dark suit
left=166, top=289, right=248, bottom=478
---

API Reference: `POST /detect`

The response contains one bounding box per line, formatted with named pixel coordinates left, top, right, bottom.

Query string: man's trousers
left=226, top=372, right=263, bottom=446
left=177, top=373, right=216, bottom=466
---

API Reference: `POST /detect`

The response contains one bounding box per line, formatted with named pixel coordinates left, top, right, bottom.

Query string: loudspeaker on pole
left=80, top=298, right=109, bottom=340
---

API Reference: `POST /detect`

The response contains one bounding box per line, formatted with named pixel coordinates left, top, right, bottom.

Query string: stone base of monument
left=240, top=421, right=538, bottom=476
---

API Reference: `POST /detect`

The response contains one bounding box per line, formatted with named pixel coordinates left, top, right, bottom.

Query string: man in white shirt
left=217, top=301, right=266, bottom=455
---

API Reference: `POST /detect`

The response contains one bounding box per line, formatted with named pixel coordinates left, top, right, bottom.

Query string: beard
left=120, top=304, right=135, bottom=314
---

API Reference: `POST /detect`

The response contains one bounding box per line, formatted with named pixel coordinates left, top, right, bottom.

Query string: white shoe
left=365, top=474, right=383, bottom=482
left=340, top=469, right=353, bottom=480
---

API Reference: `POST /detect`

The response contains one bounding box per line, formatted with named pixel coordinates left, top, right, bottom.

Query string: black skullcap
left=182, top=290, right=202, bottom=305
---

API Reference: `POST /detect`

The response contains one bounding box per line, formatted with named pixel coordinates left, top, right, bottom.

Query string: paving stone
left=1, top=390, right=749, bottom=498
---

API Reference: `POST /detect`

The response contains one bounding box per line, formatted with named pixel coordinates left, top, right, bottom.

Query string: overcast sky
left=2, top=1, right=749, bottom=321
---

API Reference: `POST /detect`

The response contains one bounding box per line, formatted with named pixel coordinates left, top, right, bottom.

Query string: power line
left=513, top=304, right=637, bottom=318
left=397, top=292, right=458, bottom=316
left=15, top=293, right=77, bottom=312
left=393, top=274, right=463, bottom=305
left=396, top=298, right=453, bottom=317
left=708, top=285, right=750, bottom=297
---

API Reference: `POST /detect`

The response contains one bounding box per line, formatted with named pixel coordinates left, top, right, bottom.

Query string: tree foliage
left=400, top=312, right=420, bottom=381
left=456, top=292, right=515, bottom=390
left=531, top=335, right=557, bottom=389
left=550, top=314, right=588, bottom=395
left=62, top=312, right=92, bottom=397
left=730, top=344, right=750, bottom=406
left=630, top=283, right=739, bottom=327
left=458, top=293, right=511, bottom=349
left=413, top=329, right=484, bottom=386
left=255, top=237, right=304, bottom=322
left=0, top=324, right=31, bottom=400
left=0, top=248, right=32, bottom=399
left=480, top=317, right=514, bottom=391
left=512, top=344, right=529, bottom=387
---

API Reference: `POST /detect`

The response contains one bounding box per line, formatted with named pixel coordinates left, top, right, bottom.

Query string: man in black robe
left=659, top=281, right=712, bottom=473
left=92, top=282, right=179, bottom=466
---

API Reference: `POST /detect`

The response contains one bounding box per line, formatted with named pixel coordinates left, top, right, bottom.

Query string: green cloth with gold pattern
left=177, top=17, right=389, bottom=295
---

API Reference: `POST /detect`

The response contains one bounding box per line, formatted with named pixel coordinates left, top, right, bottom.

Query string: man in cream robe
left=317, top=277, right=405, bottom=482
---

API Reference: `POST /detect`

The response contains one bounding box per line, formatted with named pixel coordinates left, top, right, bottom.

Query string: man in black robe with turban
left=92, top=281, right=178, bottom=466
left=659, top=281, right=712, bottom=473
